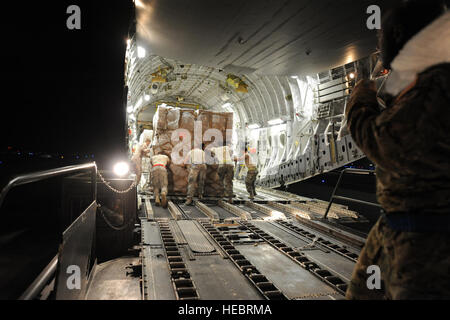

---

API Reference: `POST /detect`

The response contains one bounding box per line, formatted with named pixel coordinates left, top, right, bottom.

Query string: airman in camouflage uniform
left=345, top=2, right=450, bottom=300
left=235, top=149, right=258, bottom=200
left=245, top=168, right=258, bottom=200
left=151, top=154, right=170, bottom=208
left=211, top=145, right=234, bottom=204
left=184, top=146, right=207, bottom=206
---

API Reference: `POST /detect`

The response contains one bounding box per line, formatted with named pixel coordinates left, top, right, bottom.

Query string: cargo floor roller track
left=139, top=186, right=364, bottom=300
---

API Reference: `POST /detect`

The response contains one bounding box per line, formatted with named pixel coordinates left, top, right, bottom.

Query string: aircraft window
left=342, top=146, right=346, bottom=152
left=348, top=142, right=353, bottom=149
left=280, top=133, right=286, bottom=147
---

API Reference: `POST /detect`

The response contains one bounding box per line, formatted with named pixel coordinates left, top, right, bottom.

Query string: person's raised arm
left=347, top=70, right=449, bottom=171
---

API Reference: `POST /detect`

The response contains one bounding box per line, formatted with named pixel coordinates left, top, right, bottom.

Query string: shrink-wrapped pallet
left=168, top=163, right=188, bottom=194
left=152, top=131, right=173, bottom=156
left=197, top=110, right=233, bottom=145
left=179, top=109, right=196, bottom=136
left=151, top=105, right=233, bottom=196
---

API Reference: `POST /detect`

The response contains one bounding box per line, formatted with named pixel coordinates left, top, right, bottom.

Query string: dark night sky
left=1, top=1, right=134, bottom=161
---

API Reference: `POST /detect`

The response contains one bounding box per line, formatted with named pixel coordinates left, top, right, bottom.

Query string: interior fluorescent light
left=291, top=76, right=298, bottom=79
left=137, top=46, right=146, bottom=58
left=135, top=97, right=143, bottom=109
left=127, top=106, right=134, bottom=113
left=144, top=95, right=150, bottom=101
left=222, top=103, right=231, bottom=109
left=248, top=124, right=260, bottom=129
left=268, top=118, right=284, bottom=125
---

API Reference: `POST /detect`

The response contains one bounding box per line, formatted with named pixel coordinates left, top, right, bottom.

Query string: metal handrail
left=323, top=168, right=381, bottom=219
left=0, top=162, right=97, bottom=300
left=19, top=255, right=58, bottom=300
left=0, top=162, right=97, bottom=209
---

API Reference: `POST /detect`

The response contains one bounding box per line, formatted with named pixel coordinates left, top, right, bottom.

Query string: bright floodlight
left=348, top=72, right=355, bottom=79
left=137, top=46, right=146, bottom=58
left=263, top=210, right=286, bottom=221
left=268, top=118, right=284, bottom=125
left=144, top=95, right=150, bottom=101
left=113, top=162, right=129, bottom=177
left=271, top=211, right=285, bottom=219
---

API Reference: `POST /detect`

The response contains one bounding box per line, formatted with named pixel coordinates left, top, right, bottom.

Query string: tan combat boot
left=185, top=197, right=193, bottom=206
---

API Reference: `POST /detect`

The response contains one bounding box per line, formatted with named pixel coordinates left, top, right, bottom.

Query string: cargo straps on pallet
left=276, top=220, right=359, bottom=262
left=157, top=221, right=200, bottom=300
left=198, top=221, right=288, bottom=300
left=239, top=221, right=348, bottom=296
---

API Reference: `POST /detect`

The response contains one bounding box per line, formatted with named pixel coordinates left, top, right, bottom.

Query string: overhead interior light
left=291, top=76, right=298, bottom=79
left=248, top=124, right=260, bottom=129
left=268, top=118, right=284, bottom=126
left=137, top=46, right=146, bottom=58
left=126, top=39, right=131, bottom=47
left=348, top=72, right=356, bottom=79
left=144, top=95, right=150, bottom=101
left=135, top=97, right=143, bottom=110
left=222, top=103, right=231, bottom=109
left=135, top=0, right=145, bottom=9
left=220, top=93, right=230, bottom=102
left=127, top=105, right=134, bottom=113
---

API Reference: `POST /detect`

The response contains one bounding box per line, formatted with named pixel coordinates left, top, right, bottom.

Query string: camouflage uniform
left=151, top=166, right=168, bottom=207
left=218, top=164, right=234, bottom=199
left=212, top=146, right=234, bottom=201
left=187, top=164, right=207, bottom=198
left=131, top=144, right=151, bottom=185
left=151, top=154, right=170, bottom=208
left=345, top=63, right=450, bottom=299
left=346, top=215, right=450, bottom=299
left=245, top=168, right=258, bottom=199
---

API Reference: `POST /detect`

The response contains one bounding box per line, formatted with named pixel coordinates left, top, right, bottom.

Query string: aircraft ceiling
left=135, top=0, right=401, bottom=76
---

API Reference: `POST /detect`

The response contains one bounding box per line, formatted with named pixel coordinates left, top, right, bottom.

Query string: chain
left=97, top=170, right=137, bottom=194
left=97, top=205, right=130, bottom=231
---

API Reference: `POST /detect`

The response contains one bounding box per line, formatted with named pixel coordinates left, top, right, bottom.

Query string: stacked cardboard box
left=152, top=106, right=233, bottom=196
